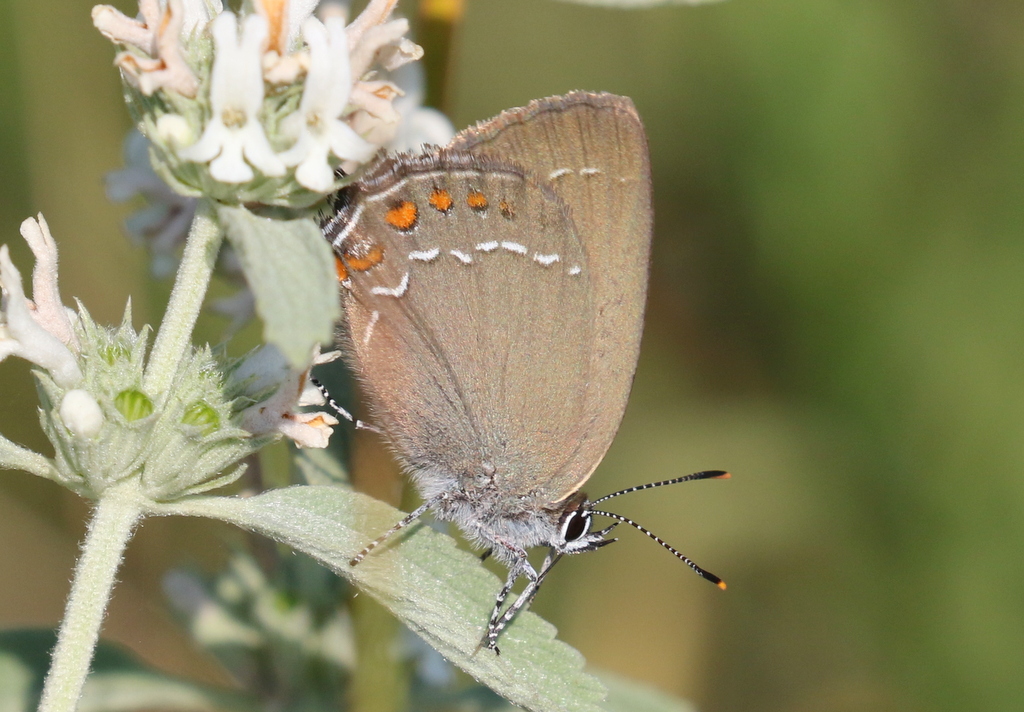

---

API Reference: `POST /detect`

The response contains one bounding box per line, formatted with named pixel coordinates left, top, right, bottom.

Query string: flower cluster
left=0, top=0, right=457, bottom=501
left=0, top=215, right=343, bottom=502
left=94, top=0, right=425, bottom=200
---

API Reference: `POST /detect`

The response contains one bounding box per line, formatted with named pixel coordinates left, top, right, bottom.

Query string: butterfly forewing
left=450, top=92, right=653, bottom=499
left=334, top=152, right=594, bottom=496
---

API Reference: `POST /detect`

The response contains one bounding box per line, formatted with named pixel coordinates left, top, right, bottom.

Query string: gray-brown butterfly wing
left=450, top=92, right=653, bottom=501
left=330, top=151, right=595, bottom=499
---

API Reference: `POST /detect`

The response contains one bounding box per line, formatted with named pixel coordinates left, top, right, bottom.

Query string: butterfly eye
left=560, top=509, right=591, bottom=543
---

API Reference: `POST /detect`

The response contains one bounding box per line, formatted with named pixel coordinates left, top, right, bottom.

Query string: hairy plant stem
left=142, top=201, right=221, bottom=399
left=38, top=480, right=144, bottom=712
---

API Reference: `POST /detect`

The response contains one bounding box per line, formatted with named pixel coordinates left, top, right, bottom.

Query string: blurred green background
left=3, top=0, right=1024, bottom=710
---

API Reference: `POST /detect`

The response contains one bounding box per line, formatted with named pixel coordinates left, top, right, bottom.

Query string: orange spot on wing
left=429, top=188, right=454, bottom=212
left=385, top=201, right=418, bottom=230
left=343, top=244, right=385, bottom=272
left=467, top=190, right=488, bottom=211
left=334, top=255, right=349, bottom=282
left=499, top=200, right=514, bottom=219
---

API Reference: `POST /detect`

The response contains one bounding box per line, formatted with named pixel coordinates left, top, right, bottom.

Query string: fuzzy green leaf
left=483, top=671, right=700, bottom=712
left=597, top=671, right=697, bottom=712
left=0, top=629, right=254, bottom=712
left=152, top=486, right=607, bottom=712
left=218, top=207, right=340, bottom=368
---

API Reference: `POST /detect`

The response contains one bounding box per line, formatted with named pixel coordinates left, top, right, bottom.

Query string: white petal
left=379, top=36, right=422, bottom=72
left=230, top=343, right=290, bottom=396
left=207, top=13, right=266, bottom=117
left=277, top=412, right=338, bottom=449
left=277, top=130, right=311, bottom=167
left=281, top=105, right=307, bottom=138
left=286, top=0, right=321, bottom=48
left=313, top=349, right=342, bottom=366
left=208, top=132, right=253, bottom=183
left=91, top=4, right=154, bottom=52
left=240, top=124, right=286, bottom=177
left=205, top=16, right=239, bottom=107
left=235, top=343, right=338, bottom=448
left=299, top=16, right=330, bottom=83
left=326, top=121, right=375, bottom=162
left=236, top=15, right=270, bottom=112
left=348, top=19, right=410, bottom=80
left=321, top=16, right=354, bottom=115
left=0, top=245, right=81, bottom=387
left=182, top=12, right=284, bottom=183
left=179, top=121, right=229, bottom=163
left=297, top=380, right=324, bottom=407
left=293, top=147, right=335, bottom=192
left=293, top=18, right=349, bottom=119
left=346, top=0, right=400, bottom=52
left=19, top=216, right=76, bottom=347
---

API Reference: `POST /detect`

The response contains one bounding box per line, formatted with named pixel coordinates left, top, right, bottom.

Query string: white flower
left=345, top=79, right=402, bottom=148
left=93, top=0, right=160, bottom=53
left=234, top=346, right=339, bottom=449
left=348, top=14, right=422, bottom=79
left=345, top=0, right=408, bottom=65
left=179, top=12, right=286, bottom=183
left=1, top=219, right=81, bottom=388
left=346, top=60, right=454, bottom=153
left=19, top=216, right=78, bottom=348
left=93, top=0, right=201, bottom=97
left=275, top=411, right=339, bottom=449
left=382, top=62, right=454, bottom=153
left=93, top=0, right=221, bottom=46
left=342, top=0, right=424, bottom=154
left=278, top=17, right=376, bottom=192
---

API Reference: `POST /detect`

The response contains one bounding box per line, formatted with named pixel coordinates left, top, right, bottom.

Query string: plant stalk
left=38, top=480, right=143, bottom=712
left=142, top=201, right=222, bottom=398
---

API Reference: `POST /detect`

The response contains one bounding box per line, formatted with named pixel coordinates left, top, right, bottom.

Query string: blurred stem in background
left=416, top=0, right=464, bottom=112
left=351, top=595, right=407, bottom=712
left=345, top=4, right=461, bottom=708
